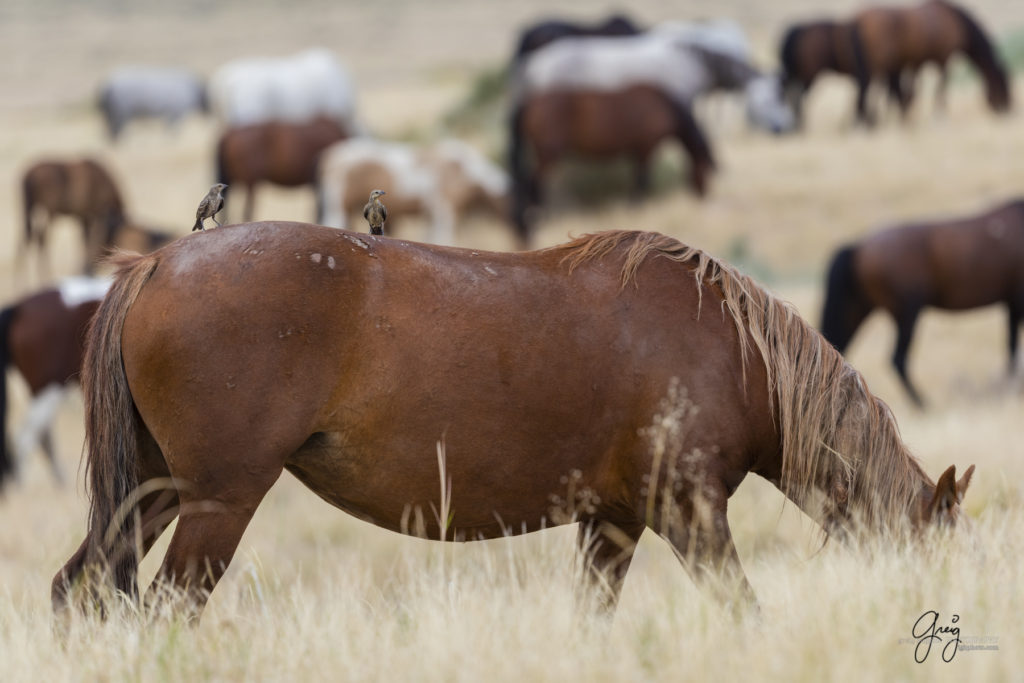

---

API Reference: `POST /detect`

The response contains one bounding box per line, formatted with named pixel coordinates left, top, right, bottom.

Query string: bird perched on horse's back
left=363, top=189, right=387, bottom=235
left=193, top=183, right=228, bottom=231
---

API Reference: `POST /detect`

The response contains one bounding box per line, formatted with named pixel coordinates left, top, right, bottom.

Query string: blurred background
left=1, top=3, right=1023, bottom=674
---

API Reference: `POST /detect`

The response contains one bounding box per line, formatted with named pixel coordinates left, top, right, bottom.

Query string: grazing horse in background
left=852, top=0, right=1011, bottom=118
left=516, top=29, right=795, bottom=134
left=217, top=117, right=349, bottom=222
left=511, top=13, right=642, bottom=63
left=0, top=277, right=108, bottom=490
left=821, top=199, right=1024, bottom=407
left=208, top=49, right=362, bottom=132
left=318, top=138, right=510, bottom=245
left=509, top=85, right=715, bottom=244
left=779, top=20, right=870, bottom=126
left=53, top=225, right=972, bottom=622
left=21, top=159, right=127, bottom=278
left=98, top=67, right=208, bottom=141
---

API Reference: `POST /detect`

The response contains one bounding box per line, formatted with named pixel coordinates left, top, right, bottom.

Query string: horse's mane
left=554, top=230, right=930, bottom=530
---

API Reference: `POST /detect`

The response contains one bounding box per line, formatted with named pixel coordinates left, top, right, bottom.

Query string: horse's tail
left=0, top=304, right=17, bottom=487
left=671, top=99, right=716, bottom=197
left=779, top=25, right=802, bottom=84
left=820, top=244, right=871, bottom=353
left=81, top=252, right=159, bottom=599
left=847, top=21, right=870, bottom=84
left=944, top=1, right=1011, bottom=112
left=21, top=171, right=36, bottom=249
left=507, top=99, right=531, bottom=245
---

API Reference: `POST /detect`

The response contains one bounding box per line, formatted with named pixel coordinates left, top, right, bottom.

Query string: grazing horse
left=509, top=85, right=715, bottom=244
left=779, top=20, right=870, bottom=126
left=21, top=159, right=127, bottom=277
left=318, top=138, right=510, bottom=245
left=52, top=225, right=972, bottom=621
left=853, top=0, right=1011, bottom=117
left=511, top=13, right=642, bottom=63
left=209, top=49, right=362, bottom=131
left=516, top=30, right=795, bottom=134
left=98, top=67, right=208, bottom=140
left=821, top=199, right=1024, bottom=407
left=0, top=278, right=108, bottom=489
left=216, top=117, right=349, bottom=222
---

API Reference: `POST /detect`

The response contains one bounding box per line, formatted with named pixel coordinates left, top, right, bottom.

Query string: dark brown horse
left=512, top=13, right=642, bottom=63
left=53, top=225, right=972, bottom=621
left=21, top=159, right=127, bottom=277
left=509, top=85, right=715, bottom=244
left=0, top=278, right=107, bottom=489
left=853, top=0, right=1011, bottom=118
left=779, top=20, right=870, bottom=126
left=821, top=199, right=1024, bottom=407
left=216, top=117, right=348, bottom=222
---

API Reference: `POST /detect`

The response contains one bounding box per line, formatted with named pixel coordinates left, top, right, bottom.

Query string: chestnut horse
left=509, top=85, right=715, bottom=244
left=822, top=199, right=1024, bottom=407
left=0, top=278, right=108, bottom=489
left=216, top=117, right=348, bottom=222
left=53, top=225, right=973, bottom=621
left=21, top=159, right=127, bottom=277
left=779, top=20, right=870, bottom=126
left=853, top=0, right=1011, bottom=118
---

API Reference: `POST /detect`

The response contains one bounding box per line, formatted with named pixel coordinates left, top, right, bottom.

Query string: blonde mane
left=555, top=230, right=931, bottom=530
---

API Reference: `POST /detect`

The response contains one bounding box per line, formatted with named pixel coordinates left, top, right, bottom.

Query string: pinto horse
left=509, top=85, right=715, bottom=244
left=216, top=116, right=349, bottom=222
left=0, top=278, right=108, bottom=489
left=822, top=199, right=1024, bottom=407
left=53, top=225, right=973, bottom=621
left=21, top=159, right=127, bottom=277
left=853, top=0, right=1011, bottom=118
left=318, top=138, right=510, bottom=245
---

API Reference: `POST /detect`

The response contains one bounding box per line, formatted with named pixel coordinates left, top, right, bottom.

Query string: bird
left=363, top=189, right=387, bottom=235
left=193, top=183, right=228, bottom=231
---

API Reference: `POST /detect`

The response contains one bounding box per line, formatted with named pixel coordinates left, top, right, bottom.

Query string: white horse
left=209, top=49, right=363, bottom=131
left=516, top=22, right=795, bottom=134
left=318, top=138, right=510, bottom=245
left=98, top=67, right=207, bottom=140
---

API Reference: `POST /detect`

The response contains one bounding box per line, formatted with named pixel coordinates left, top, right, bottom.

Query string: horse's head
left=985, top=73, right=1012, bottom=113
left=913, top=464, right=975, bottom=530
left=744, top=74, right=796, bottom=134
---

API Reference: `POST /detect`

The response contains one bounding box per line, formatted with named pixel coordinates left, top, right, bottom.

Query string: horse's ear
left=956, top=465, right=975, bottom=504
left=926, top=465, right=959, bottom=522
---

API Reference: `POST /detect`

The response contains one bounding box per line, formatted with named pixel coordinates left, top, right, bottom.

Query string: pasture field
left=1, top=1, right=1023, bottom=681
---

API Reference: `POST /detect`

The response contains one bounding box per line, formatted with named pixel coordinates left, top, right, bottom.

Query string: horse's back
left=120, top=225, right=768, bottom=533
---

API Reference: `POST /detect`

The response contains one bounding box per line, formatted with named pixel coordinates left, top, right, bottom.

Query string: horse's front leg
left=576, top=515, right=645, bottom=612
left=660, top=484, right=758, bottom=616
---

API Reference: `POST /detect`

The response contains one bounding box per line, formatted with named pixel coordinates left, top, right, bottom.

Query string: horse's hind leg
left=892, top=307, right=924, bottom=407
left=52, top=430, right=179, bottom=614
left=576, top=516, right=644, bottom=611
left=144, top=452, right=282, bottom=619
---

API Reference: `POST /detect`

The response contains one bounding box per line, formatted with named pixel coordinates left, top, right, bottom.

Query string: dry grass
left=2, top=1, right=1024, bottom=681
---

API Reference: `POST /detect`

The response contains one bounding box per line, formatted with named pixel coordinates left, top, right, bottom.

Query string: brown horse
left=509, top=85, right=715, bottom=244
left=21, top=159, right=127, bottom=277
left=216, top=117, right=348, bottom=222
left=52, top=225, right=973, bottom=621
left=854, top=0, right=1010, bottom=119
left=821, top=199, right=1024, bottom=407
left=0, top=278, right=108, bottom=489
left=779, top=20, right=870, bottom=126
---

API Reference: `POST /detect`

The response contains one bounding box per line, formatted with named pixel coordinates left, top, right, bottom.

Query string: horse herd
left=0, top=1, right=1015, bottom=624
